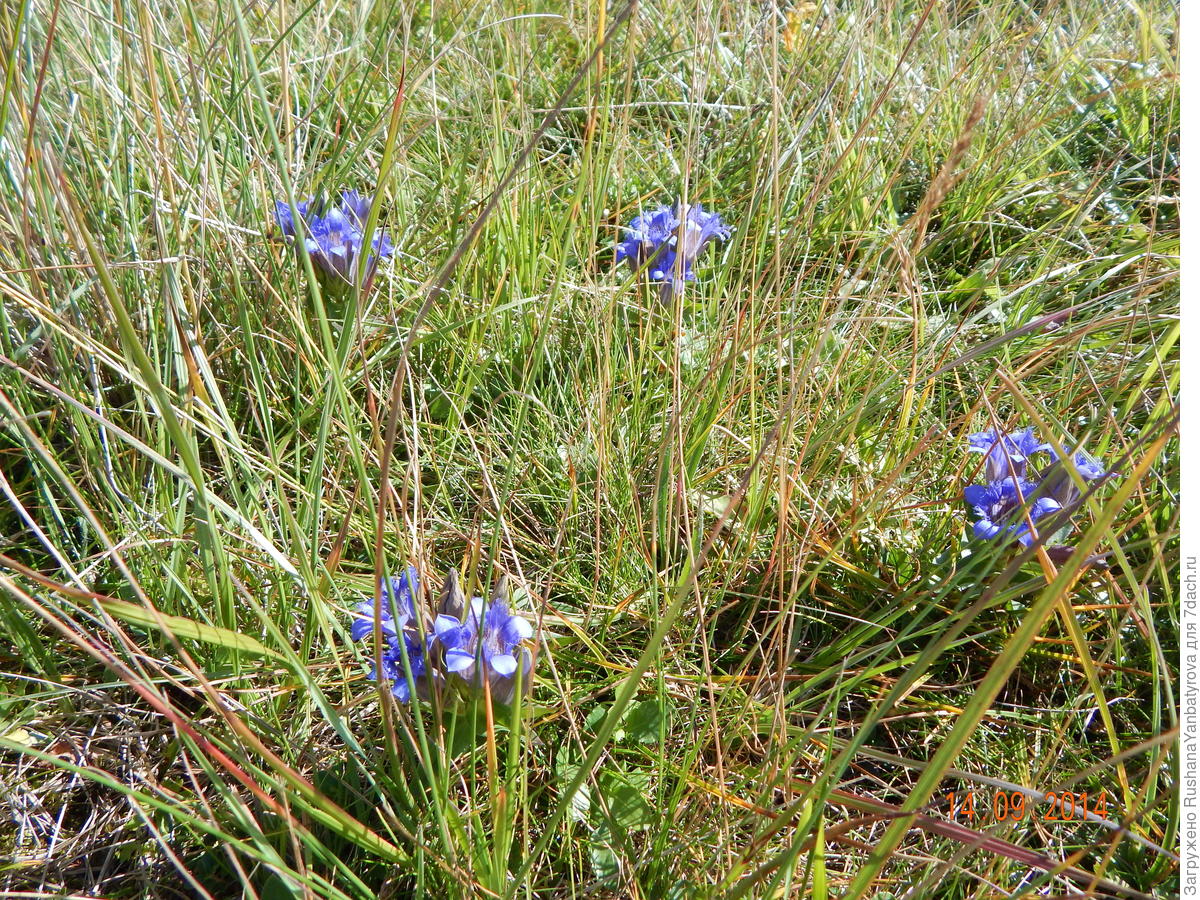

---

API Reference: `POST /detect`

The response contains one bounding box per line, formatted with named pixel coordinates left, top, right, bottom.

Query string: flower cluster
left=351, top=568, right=537, bottom=705
left=615, top=202, right=731, bottom=301
left=274, top=189, right=394, bottom=292
left=964, top=426, right=1109, bottom=555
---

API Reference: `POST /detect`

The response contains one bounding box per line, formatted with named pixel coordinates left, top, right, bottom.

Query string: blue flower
left=1047, top=446, right=1109, bottom=482
left=964, top=476, right=1063, bottom=546
left=350, top=567, right=419, bottom=642
left=351, top=567, right=434, bottom=702
left=615, top=202, right=730, bottom=300
left=273, top=189, right=394, bottom=290
left=348, top=568, right=538, bottom=705
left=1037, top=446, right=1110, bottom=508
left=435, top=581, right=535, bottom=704
left=373, top=631, right=435, bottom=703
left=967, top=427, right=1050, bottom=482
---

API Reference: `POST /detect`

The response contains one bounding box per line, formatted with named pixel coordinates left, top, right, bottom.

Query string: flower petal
left=962, top=483, right=993, bottom=508
left=503, top=615, right=534, bottom=644
left=1030, top=497, right=1063, bottom=519
left=489, top=653, right=518, bottom=677
left=391, top=679, right=411, bottom=703
left=445, top=649, right=476, bottom=674
left=973, top=519, right=1003, bottom=540
left=434, top=614, right=465, bottom=645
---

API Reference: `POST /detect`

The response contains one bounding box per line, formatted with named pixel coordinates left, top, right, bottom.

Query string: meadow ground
left=0, top=0, right=1180, bottom=896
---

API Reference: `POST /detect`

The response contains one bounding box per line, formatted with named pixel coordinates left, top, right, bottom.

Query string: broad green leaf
left=623, top=698, right=667, bottom=744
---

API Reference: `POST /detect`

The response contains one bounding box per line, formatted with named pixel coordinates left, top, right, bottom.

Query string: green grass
left=0, top=0, right=1179, bottom=896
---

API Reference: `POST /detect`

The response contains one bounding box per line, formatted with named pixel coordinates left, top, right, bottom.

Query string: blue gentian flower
left=1044, top=445, right=1109, bottom=483
left=274, top=189, right=394, bottom=291
left=967, top=427, right=1050, bottom=481
left=350, top=567, right=419, bottom=642
left=616, top=202, right=731, bottom=300
left=964, top=476, right=1063, bottom=546
left=435, top=578, right=535, bottom=705
left=1037, top=447, right=1110, bottom=508
left=963, top=426, right=1110, bottom=558
left=372, top=631, right=435, bottom=703
left=351, top=567, right=436, bottom=702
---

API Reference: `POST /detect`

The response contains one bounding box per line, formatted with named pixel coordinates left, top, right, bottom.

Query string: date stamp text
left=944, top=790, right=1109, bottom=822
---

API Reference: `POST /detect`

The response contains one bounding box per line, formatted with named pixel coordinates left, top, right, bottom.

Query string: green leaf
left=569, top=779, right=591, bottom=823
left=623, top=698, right=667, bottom=744
left=952, top=268, right=1000, bottom=300
left=596, top=770, right=655, bottom=832
left=584, top=705, right=607, bottom=731
left=586, top=703, right=626, bottom=741
left=588, top=829, right=620, bottom=883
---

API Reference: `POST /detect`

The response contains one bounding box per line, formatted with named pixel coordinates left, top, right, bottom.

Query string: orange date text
left=944, top=790, right=1108, bottom=822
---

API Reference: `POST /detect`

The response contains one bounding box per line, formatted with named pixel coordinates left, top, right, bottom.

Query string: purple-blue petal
left=973, top=519, right=1003, bottom=540
left=489, top=653, right=518, bottom=677
left=391, top=678, right=411, bottom=703
left=274, top=201, right=295, bottom=235
left=445, top=648, right=476, bottom=673
left=434, top=614, right=467, bottom=645
left=1049, top=447, right=1108, bottom=481
left=1030, top=496, right=1063, bottom=518
left=963, top=483, right=995, bottom=508
left=340, top=189, right=371, bottom=224
left=501, top=615, right=533, bottom=645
